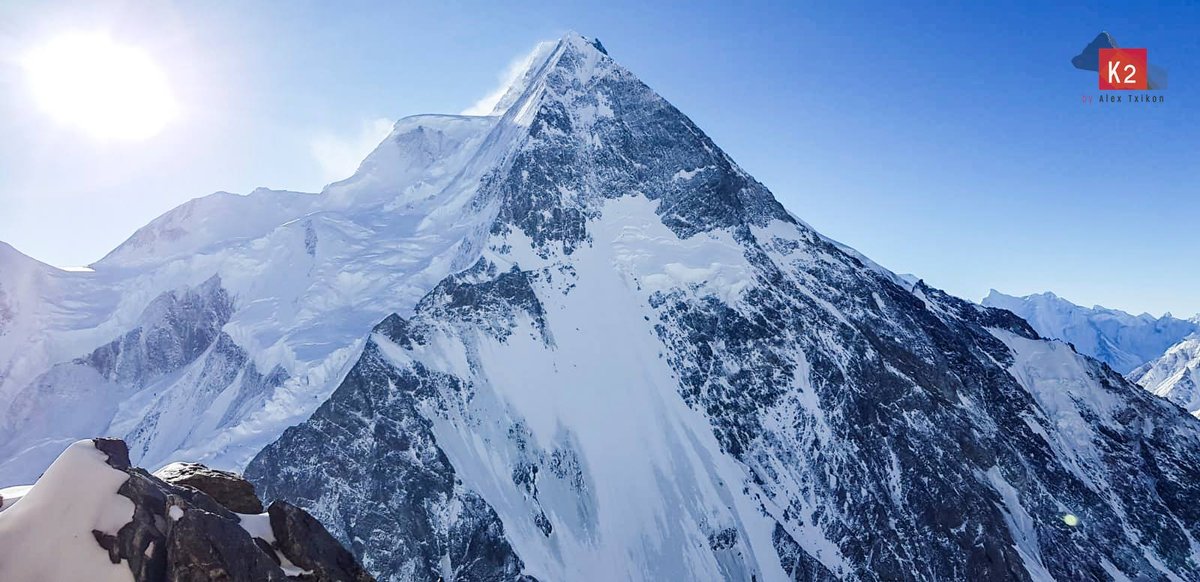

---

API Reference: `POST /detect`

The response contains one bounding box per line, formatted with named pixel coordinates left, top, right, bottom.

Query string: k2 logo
left=1098, top=48, right=1147, bottom=90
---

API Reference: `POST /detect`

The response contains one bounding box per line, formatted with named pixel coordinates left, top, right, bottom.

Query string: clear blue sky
left=1, top=1, right=1197, bottom=316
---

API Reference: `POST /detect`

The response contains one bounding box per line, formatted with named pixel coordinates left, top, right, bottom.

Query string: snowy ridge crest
left=983, top=289, right=1200, bottom=373
left=3, top=33, right=1200, bottom=582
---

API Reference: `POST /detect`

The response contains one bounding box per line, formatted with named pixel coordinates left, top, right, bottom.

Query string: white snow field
left=0, top=440, right=134, bottom=582
left=1, top=32, right=1198, bottom=582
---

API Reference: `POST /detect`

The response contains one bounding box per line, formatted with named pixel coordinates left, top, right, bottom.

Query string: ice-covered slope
left=1131, top=336, right=1200, bottom=416
left=96, top=188, right=318, bottom=269
left=5, top=32, right=1200, bottom=581
left=243, top=34, right=1200, bottom=581
left=982, top=290, right=1200, bottom=373
left=0, top=242, right=58, bottom=408
left=0, top=110, right=518, bottom=483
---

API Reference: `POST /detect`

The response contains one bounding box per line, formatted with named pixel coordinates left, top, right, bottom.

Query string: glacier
left=1, top=32, right=1198, bottom=581
left=0, top=112, right=510, bottom=481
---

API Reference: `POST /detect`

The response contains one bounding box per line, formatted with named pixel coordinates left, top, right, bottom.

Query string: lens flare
left=22, top=32, right=178, bottom=140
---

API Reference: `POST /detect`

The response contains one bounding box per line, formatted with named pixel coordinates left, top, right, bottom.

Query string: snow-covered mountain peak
left=481, top=33, right=611, bottom=119
left=560, top=30, right=608, bottom=55
left=6, top=34, right=1200, bottom=581
left=0, top=34, right=670, bottom=480
left=1131, top=336, right=1200, bottom=414
left=467, top=33, right=796, bottom=259
left=983, top=289, right=1200, bottom=373
left=493, top=32, right=621, bottom=129
left=320, top=31, right=625, bottom=214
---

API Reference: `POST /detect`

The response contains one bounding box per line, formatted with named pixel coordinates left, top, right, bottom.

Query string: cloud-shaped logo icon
left=1072, top=32, right=1167, bottom=90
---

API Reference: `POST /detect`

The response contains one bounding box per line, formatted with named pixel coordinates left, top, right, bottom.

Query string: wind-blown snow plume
left=461, top=40, right=557, bottom=116
left=310, top=117, right=396, bottom=186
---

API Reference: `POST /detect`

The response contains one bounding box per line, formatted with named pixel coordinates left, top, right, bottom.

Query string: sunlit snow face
left=22, top=32, right=178, bottom=141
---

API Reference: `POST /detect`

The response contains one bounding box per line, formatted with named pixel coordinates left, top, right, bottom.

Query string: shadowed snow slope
left=3, top=33, right=1200, bottom=581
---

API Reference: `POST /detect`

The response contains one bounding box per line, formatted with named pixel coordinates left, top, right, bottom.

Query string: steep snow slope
left=1131, top=337, right=1200, bottom=416
left=246, top=34, right=1200, bottom=581
left=0, top=112, right=516, bottom=483
left=982, top=290, right=1199, bottom=373
left=4, top=31, right=1200, bottom=581
left=0, top=242, right=59, bottom=409
left=252, top=200, right=795, bottom=581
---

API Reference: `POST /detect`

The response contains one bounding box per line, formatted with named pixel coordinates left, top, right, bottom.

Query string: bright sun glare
left=22, top=33, right=177, bottom=141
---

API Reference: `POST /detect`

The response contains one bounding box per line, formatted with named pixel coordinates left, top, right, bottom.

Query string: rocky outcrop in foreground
left=0, top=438, right=372, bottom=582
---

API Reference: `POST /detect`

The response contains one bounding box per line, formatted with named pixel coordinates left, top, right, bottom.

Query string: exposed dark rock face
left=772, top=524, right=835, bottom=581
left=81, top=276, right=234, bottom=389
left=155, top=462, right=265, bottom=514
left=124, top=330, right=291, bottom=465
left=162, top=510, right=288, bottom=582
left=0, top=275, right=290, bottom=484
left=94, top=436, right=134, bottom=468
left=90, top=438, right=372, bottom=582
left=247, top=268, right=538, bottom=580
left=480, top=34, right=792, bottom=258
left=244, top=33, right=1200, bottom=582
left=268, top=500, right=376, bottom=582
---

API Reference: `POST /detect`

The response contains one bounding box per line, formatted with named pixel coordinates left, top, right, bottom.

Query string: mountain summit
left=2, top=34, right=1199, bottom=581
left=244, top=34, right=1200, bottom=580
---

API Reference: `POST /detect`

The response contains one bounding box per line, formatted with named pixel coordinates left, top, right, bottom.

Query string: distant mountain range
left=983, top=290, right=1200, bottom=416
left=1132, top=337, right=1200, bottom=416
left=1, top=33, right=1198, bottom=580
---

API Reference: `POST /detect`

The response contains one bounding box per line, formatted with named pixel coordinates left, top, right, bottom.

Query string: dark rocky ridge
left=91, top=438, right=372, bottom=582
left=154, top=462, right=265, bottom=514
left=80, top=276, right=234, bottom=389
left=248, top=262, right=539, bottom=581
left=248, top=34, right=1200, bottom=581
left=479, top=35, right=793, bottom=257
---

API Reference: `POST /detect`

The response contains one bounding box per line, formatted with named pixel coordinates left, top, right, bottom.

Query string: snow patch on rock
left=0, top=440, right=134, bottom=582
